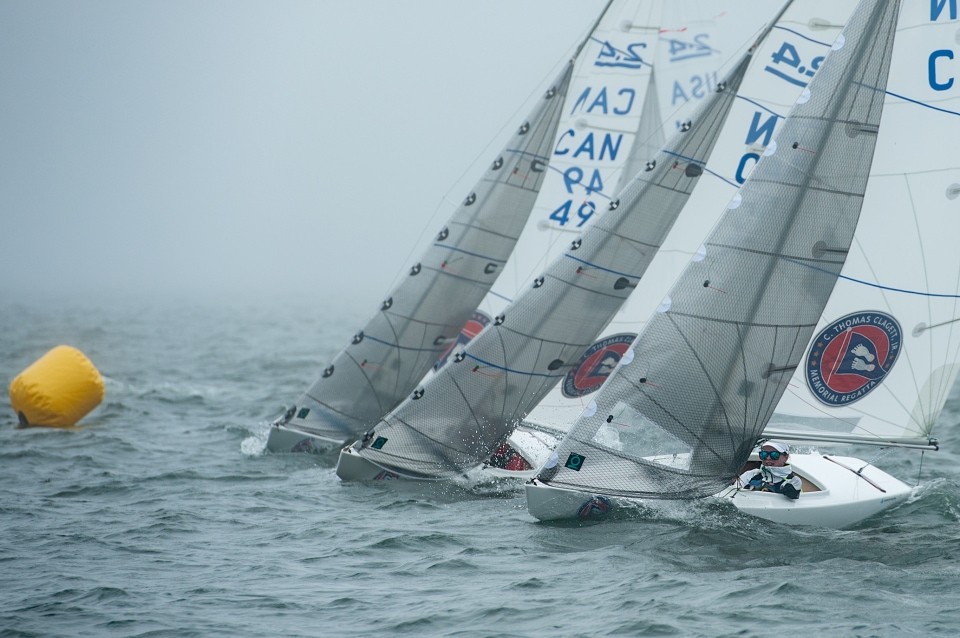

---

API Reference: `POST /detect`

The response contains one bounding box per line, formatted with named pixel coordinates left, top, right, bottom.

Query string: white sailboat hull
left=265, top=423, right=343, bottom=454
left=526, top=453, right=913, bottom=529
left=335, top=445, right=445, bottom=481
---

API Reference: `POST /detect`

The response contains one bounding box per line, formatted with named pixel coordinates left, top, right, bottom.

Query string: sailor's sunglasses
left=758, top=450, right=782, bottom=460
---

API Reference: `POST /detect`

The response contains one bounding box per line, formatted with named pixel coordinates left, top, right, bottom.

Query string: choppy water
left=3, top=294, right=960, bottom=637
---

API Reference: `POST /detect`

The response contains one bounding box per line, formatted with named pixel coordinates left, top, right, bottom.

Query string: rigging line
left=563, top=253, right=643, bottom=279
left=487, top=289, right=513, bottom=304
left=463, top=352, right=564, bottom=379
left=917, top=450, right=925, bottom=487
left=735, top=95, right=784, bottom=120
left=903, top=177, right=935, bottom=410
left=661, top=149, right=706, bottom=165
left=885, top=89, right=960, bottom=118
left=544, top=162, right=614, bottom=201
left=361, top=334, right=446, bottom=353
left=434, top=244, right=507, bottom=263
left=503, top=147, right=552, bottom=162
left=851, top=81, right=960, bottom=117
left=772, top=25, right=831, bottom=47
left=703, top=167, right=739, bottom=188
left=780, top=256, right=960, bottom=298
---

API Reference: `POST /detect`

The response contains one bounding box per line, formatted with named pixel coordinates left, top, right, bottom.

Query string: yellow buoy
left=9, top=345, right=105, bottom=428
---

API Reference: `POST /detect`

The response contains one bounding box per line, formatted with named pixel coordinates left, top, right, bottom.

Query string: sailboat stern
left=718, top=453, right=913, bottom=528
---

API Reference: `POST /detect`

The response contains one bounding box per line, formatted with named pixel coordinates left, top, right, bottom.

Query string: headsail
left=344, top=13, right=788, bottom=479
left=765, top=2, right=960, bottom=449
left=272, top=5, right=610, bottom=446
left=538, top=0, right=900, bottom=499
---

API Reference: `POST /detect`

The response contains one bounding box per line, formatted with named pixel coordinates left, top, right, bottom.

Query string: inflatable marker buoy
left=9, top=346, right=105, bottom=428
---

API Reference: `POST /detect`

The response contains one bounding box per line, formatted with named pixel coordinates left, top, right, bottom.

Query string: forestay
left=277, top=34, right=585, bottom=444
left=764, top=2, right=960, bottom=450
left=350, top=42, right=767, bottom=479
left=539, top=0, right=900, bottom=499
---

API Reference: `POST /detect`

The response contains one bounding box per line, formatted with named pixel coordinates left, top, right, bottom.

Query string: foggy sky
left=0, top=1, right=607, bottom=303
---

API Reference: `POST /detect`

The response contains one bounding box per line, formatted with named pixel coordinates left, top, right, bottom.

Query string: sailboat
left=265, top=2, right=613, bottom=453
left=336, top=4, right=792, bottom=482
left=504, top=0, right=847, bottom=471
left=527, top=0, right=918, bottom=529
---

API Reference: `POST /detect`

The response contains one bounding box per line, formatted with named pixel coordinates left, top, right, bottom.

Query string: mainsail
left=538, top=0, right=900, bottom=499
left=344, top=12, right=789, bottom=479
left=270, top=4, right=610, bottom=446
left=762, top=1, right=960, bottom=450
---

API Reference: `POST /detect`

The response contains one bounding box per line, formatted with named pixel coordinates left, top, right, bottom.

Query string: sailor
left=736, top=440, right=801, bottom=499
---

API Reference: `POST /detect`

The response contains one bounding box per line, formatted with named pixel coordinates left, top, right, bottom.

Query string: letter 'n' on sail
left=336, top=3, right=795, bottom=481
left=265, top=3, right=616, bottom=452
left=530, top=0, right=900, bottom=508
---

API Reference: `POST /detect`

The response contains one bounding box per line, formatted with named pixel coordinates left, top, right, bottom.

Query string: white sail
left=537, top=0, right=900, bottom=500
left=477, top=0, right=662, bottom=319
left=524, top=0, right=849, bottom=433
left=765, top=1, right=960, bottom=449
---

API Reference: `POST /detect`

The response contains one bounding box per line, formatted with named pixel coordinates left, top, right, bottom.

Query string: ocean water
left=2, top=294, right=960, bottom=637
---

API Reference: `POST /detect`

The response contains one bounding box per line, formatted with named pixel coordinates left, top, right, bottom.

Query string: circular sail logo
left=805, top=311, right=902, bottom=406
left=561, top=333, right=636, bottom=398
left=434, top=311, right=490, bottom=371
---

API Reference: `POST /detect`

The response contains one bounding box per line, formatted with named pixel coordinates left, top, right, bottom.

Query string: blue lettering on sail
left=929, top=50, right=955, bottom=91
left=554, top=129, right=575, bottom=156
left=665, top=34, right=713, bottom=62
left=568, top=87, right=637, bottom=116
left=574, top=136, right=595, bottom=160
left=735, top=153, right=760, bottom=185
left=562, top=166, right=583, bottom=193
left=931, top=0, right=957, bottom=20
left=549, top=199, right=599, bottom=227
left=671, top=81, right=688, bottom=105
left=745, top=112, right=777, bottom=147
left=764, top=41, right=823, bottom=87
left=595, top=41, right=648, bottom=69
left=588, top=88, right=608, bottom=114
left=613, top=89, right=635, bottom=115
left=568, top=88, right=591, bottom=115
left=671, top=73, right=718, bottom=106
left=568, top=133, right=623, bottom=161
